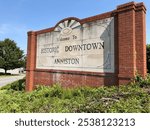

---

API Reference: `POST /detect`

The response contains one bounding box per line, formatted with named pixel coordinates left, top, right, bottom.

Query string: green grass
left=0, top=76, right=149, bottom=113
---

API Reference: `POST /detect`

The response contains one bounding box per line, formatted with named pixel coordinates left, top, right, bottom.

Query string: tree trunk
left=4, top=69, right=7, bottom=74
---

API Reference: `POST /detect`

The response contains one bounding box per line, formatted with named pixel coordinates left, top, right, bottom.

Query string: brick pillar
left=26, top=31, right=36, bottom=91
left=117, top=2, right=136, bottom=84
left=116, top=2, right=147, bottom=84
left=135, top=3, right=147, bottom=76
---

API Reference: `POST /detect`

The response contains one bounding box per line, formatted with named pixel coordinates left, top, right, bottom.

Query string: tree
left=0, top=38, right=25, bottom=74
left=22, top=55, right=27, bottom=69
left=147, top=44, right=150, bottom=73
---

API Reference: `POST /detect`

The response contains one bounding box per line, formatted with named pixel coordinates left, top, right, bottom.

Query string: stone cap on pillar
left=136, top=2, right=146, bottom=13
left=117, top=1, right=146, bottom=13
left=27, top=31, right=36, bottom=36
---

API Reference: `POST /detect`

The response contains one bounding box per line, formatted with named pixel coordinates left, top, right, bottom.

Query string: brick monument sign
left=26, top=2, right=147, bottom=91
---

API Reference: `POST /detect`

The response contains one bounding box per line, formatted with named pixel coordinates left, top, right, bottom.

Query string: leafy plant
left=0, top=78, right=149, bottom=113
left=147, top=44, right=150, bottom=73
left=0, top=78, right=25, bottom=91
left=133, top=73, right=150, bottom=88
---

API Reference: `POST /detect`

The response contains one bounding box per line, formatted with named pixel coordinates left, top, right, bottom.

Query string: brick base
left=33, top=70, right=118, bottom=88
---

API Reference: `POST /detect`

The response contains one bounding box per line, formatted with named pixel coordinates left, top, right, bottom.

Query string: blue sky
left=0, top=0, right=149, bottom=53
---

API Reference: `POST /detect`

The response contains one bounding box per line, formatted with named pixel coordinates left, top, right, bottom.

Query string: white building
left=0, top=68, right=24, bottom=75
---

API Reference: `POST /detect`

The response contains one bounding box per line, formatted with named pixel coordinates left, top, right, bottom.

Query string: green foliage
left=0, top=78, right=25, bottom=91
left=0, top=80, right=150, bottom=113
left=0, top=38, right=25, bottom=73
left=147, top=44, right=150, bottom=73
left=133, top=73, right=150, bottom=87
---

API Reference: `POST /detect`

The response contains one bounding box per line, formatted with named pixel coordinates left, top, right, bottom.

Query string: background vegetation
left=147, top=44, right=150, bottom=73
left=0, top=75, right=149, bottom=113
left=0, top=38, right=25, bottom=74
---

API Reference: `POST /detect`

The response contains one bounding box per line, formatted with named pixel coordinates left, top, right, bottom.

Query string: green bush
left=133, top=74, right=150, bottom=88
left=147, top=44, right=150, bottom=73
left=0, top=77, right=149, bottom=113
left=0, top=78, right=25, bottom=91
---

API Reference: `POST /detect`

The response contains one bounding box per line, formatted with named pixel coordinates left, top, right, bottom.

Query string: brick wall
left=26, top=2, right=147, bottom=91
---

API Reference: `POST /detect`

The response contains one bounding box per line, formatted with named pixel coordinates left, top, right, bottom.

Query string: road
left=0, top=75, right=25, bottom=87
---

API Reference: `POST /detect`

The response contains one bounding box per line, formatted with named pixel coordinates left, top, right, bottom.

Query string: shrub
left=0, top=77, right=149, bottom=113
left=0, top=78, right=25, bottom=91
left=10, top=78, right=25, bottom=91
left=133, top=74, right=150, bottom=88
left=147, top=44, right=150, bottom=73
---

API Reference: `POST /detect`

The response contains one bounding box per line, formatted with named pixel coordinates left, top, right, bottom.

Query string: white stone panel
left=36, top=17, right=114, bottom=73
